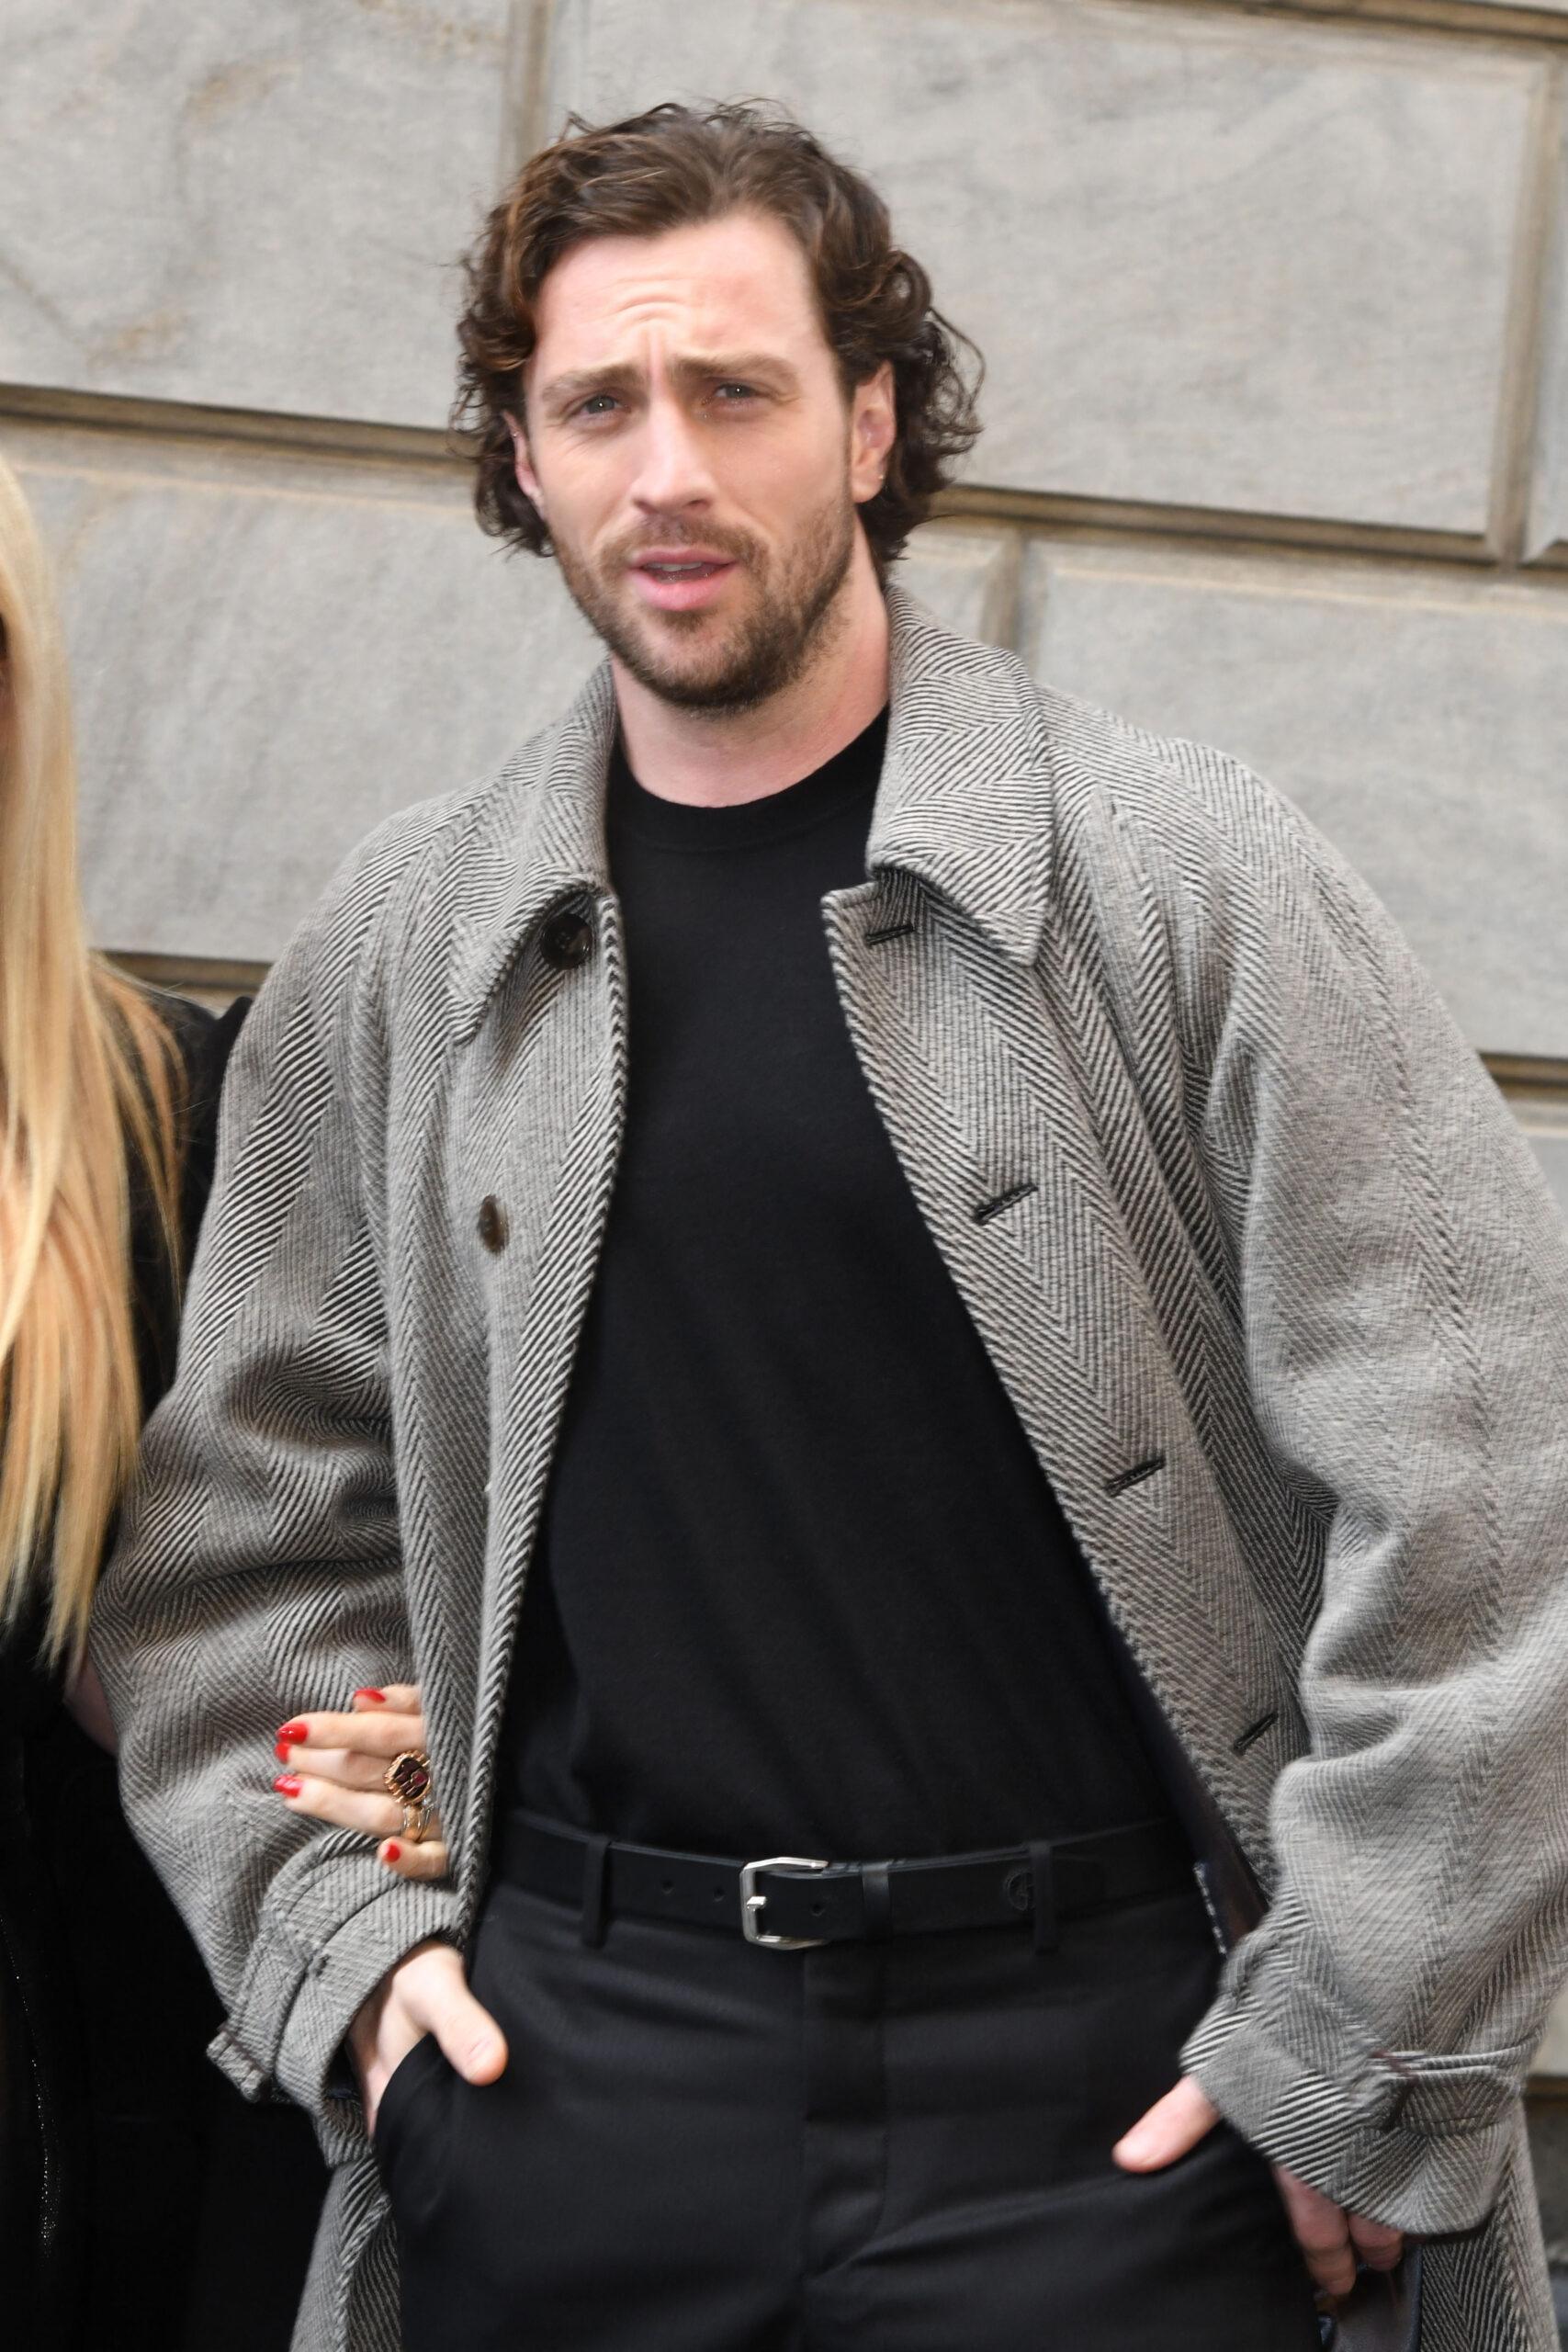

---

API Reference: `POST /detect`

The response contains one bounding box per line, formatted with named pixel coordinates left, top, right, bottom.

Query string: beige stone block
left=548, top=0, right=1539, bottom=535
left=1020, top=539, right=1568, bottom=1056
left=899, top=524, right=1017, bottom=646
left=6, top=420, right=600, bottom=962
left=1528, top=120, right=1568, bottom=560
left=2, top=1, right=508, bottom=426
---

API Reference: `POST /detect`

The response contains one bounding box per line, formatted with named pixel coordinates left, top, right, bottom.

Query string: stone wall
left=6, top=0, right=1567, bottom=2080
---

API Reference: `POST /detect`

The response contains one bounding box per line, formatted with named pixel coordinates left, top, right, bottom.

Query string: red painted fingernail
left=354, top=1688, right=387, bottom=1704
left=274, top=1741, right=293, bottom=1763
left=276, top=1721, right=308, bottom=1743
left=382, top=1841, right=401, bottom=1862
left=274, top=1773, right=302, bottom=1797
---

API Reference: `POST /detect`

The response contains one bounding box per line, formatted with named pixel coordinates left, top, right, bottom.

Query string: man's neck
left=611, top=548, right=890, bottom=808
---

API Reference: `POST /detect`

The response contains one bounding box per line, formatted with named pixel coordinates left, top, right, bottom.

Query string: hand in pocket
left=351, top=1940, right=508, bottom=2137
left=1113, top=2076, right=1404, bottom=2301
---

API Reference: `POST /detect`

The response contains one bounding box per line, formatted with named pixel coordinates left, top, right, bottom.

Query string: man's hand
left=1112, top=2076, right=1404, bottom=2300
left=349, top=1939, right=508, bottom=2135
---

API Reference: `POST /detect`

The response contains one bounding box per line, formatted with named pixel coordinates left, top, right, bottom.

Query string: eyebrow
left=536, top=351, right=801, bottom=419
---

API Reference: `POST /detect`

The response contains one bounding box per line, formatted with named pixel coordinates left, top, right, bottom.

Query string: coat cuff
left=209, top=1851, right=461, bottom=2162
left=1181, top=1938, right=1532, bottom=2234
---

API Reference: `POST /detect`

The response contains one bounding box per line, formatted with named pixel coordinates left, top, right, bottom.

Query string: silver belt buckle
left=739, top=1855, right=830, bottom=1949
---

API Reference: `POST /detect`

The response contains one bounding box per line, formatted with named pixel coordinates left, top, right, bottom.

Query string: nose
left=627, top=392, right=716, bottom=518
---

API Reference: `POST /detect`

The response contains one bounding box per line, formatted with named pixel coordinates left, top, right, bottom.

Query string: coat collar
left=453, top=583, right=1054, bottom=1037
left=868, top=585, right=1055, bottom=965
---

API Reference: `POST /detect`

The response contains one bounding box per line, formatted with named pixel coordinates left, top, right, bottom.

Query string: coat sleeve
left=1167, top=767, right=1568, bottom=2233
left=92, top=836, right=459, bottom=2155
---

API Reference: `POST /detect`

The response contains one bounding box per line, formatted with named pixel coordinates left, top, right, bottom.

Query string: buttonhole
left=810, top=1900, right=826, bottom=1917
left=660, top=1877, right=674, bottom=1895
left=1379, top=2076, right=1416, bottom=2130
left=1104, top=1453, right=1167, bottom=1497
left=711, top=1886, right=726, bottom=1905
left=1232, top=1711, right=1278, bottom=1757
left=865, top=921, right=916, bottom=947
left=974, top=1181, right=1037, bottom=1225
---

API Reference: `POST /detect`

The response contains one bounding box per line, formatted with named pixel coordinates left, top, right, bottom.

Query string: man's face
left=513, top=210, right=892, bottom=712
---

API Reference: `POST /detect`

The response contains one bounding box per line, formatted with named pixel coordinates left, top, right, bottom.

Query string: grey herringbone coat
left=96, top=592, right=1568, bottom=2352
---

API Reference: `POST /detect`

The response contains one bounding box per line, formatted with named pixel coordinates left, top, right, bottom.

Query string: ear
left=505, top=412, right=545, bottom=516
left=849, top=362, right=897, bottom=506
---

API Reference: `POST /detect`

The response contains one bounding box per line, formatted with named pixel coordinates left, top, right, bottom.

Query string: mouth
left=628, top=553, right=739, bottom=613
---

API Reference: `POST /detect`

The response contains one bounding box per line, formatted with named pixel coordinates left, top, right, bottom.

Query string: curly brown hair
left=452, top=101, right=982, bottom=573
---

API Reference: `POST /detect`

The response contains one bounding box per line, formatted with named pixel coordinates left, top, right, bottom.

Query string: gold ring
left=400, top=1799, right=434, bottom=1844
left=385, top=1749, right=433, bottom=1812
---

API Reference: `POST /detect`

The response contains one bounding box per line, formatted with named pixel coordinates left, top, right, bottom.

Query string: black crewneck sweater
left=502, top=708, right=1168, bottom=1858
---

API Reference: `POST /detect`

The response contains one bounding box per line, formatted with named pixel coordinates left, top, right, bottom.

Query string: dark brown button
left=477, top=1194, right=508, bottom=1253
left=540, top=909, right=593, bottom=970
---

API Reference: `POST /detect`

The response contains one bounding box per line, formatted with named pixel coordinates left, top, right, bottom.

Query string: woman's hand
left=272, top=1682, right=450, bottom=1881
left=64, top=1653, right=118, bottom=1753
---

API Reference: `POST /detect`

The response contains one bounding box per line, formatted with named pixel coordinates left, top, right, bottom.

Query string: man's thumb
left=413, top=1953, right=509, bottom=2085
left=1112, top=2075, right=1221, bottom=2172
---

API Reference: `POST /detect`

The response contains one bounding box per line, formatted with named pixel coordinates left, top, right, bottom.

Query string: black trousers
left=376, top=1858, right=1322, bottom=2350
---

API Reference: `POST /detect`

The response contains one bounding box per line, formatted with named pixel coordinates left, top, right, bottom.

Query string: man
left=96, top=102, right=1568, bottom=2352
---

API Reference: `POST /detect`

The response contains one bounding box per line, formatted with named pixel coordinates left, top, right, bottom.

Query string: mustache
left=608, top=524, right=761, bottom=568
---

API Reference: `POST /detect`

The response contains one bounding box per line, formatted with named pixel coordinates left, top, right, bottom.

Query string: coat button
left=540, top=909, right=593, bottom=970
left=477, top=1194, right=508, bottom=1253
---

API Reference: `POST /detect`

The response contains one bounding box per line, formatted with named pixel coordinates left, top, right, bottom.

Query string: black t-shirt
left=503, top=708, right=1168, bottom=1858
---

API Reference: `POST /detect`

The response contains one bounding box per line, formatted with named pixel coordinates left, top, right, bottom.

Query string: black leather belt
left=496, top=1810, right=1194, bottom=1952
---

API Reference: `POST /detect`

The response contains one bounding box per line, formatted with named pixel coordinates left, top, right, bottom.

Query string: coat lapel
left=451, top=662, right=619, bottom=1041
left=832, top=593, right=1302, bottom=1868
left=439, top=665, right=629, bottom=1898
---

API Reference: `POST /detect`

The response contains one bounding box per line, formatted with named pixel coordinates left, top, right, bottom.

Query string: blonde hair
left=0, top=454, right=182, bottom=1668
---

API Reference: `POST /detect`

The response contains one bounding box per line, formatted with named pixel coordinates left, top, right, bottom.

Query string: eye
left=711, top=381, right=759, bottom=405
left=575, top=392, right=622, bottom=420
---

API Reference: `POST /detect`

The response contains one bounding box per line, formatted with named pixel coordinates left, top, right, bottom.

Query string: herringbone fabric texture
left=95, top=592, right=1568, bottom=2352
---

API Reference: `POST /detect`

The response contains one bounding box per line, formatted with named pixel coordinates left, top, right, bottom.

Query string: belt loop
left=1028, top=1840, right=1058, bottom=1955
left=580, top=1831, right=612, bottom=1948
left=862, top=1863, right=893, bottom=1942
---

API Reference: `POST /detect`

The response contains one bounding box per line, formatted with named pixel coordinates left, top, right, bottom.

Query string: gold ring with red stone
left=384, top=1749, right=434, bottom=1842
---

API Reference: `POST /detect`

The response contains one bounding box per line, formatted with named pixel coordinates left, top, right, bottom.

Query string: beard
left=549, top=480, right=859, bottom=715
